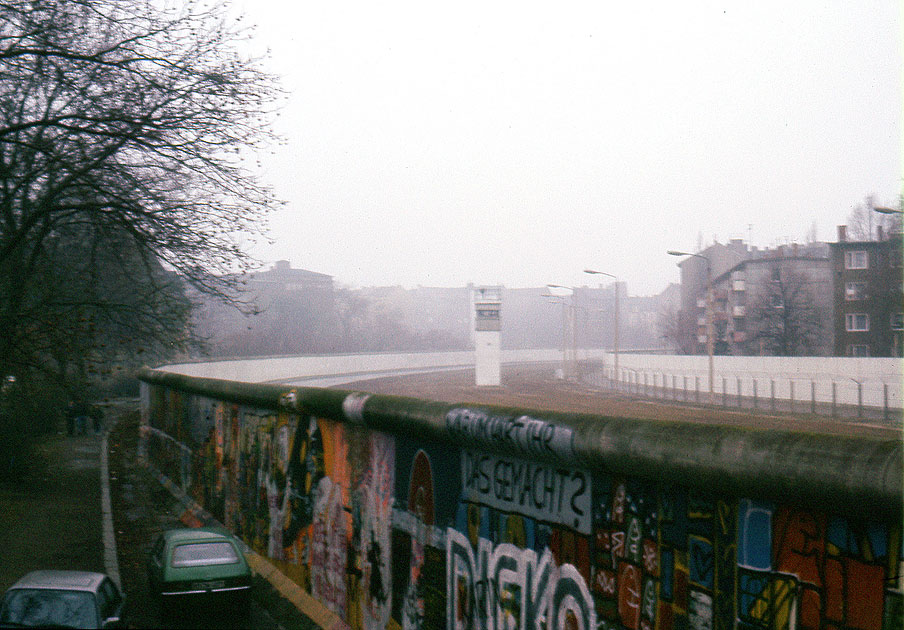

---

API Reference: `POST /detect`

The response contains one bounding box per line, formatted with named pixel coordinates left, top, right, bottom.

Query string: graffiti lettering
left=446, top=529, right=596, bottom=630
left=617, top=562, right=641, bottom=629
left=446, top=408, right=575, bottom=459
left=461, top=451, right=591, bottom=533
left=611, top=531, right=626, bottom=564
left=642, top=540, right=658, bottom=575
left=688, top=590, right=713, bottom=630
left=641, top=577, right=656, bottom=622
left=626, top=516, right=642, bottom=563
left=612, top=483, right=626, bottom=525
left=593, top=568, right=616, bottom=596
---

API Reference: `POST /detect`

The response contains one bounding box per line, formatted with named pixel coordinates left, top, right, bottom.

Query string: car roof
left=161, top=527, right=236, bottom=544
left=8, top=570, right=108, bottom=592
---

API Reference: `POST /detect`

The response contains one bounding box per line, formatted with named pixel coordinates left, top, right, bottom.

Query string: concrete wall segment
left=138, top=368, right=903, bottom=519
left=138, top=373, right=904, bottom=629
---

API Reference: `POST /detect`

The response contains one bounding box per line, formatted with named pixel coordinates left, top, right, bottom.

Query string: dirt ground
left=341, top=364, right=902, bottom=439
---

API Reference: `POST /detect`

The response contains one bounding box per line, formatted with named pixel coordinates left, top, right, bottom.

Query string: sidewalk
left=0, top=403, right=316, bottom=629
left=0, top=425, right=104, bottom=592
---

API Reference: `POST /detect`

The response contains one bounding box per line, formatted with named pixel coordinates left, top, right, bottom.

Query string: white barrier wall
left=158, top=348, right=570, bottom=384
left=599, top=353, right=903, bottom=408
left=157, top=349, right=901, bottom=409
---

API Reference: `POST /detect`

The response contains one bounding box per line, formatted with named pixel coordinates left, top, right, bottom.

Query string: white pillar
left=475, top=330, right=501, bottom=386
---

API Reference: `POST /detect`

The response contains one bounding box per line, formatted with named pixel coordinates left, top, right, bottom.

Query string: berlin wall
left=139, top=367, right=902, bottom=630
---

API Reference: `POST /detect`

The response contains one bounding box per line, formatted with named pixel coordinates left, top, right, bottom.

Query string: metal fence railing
left=583, top=366, right=903, bottom=425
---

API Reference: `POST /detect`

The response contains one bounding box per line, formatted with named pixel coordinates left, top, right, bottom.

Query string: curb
left=100, top=420, right=121, bottom=588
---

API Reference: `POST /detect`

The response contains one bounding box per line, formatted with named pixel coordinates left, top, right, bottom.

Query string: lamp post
left=542, top=291, right=568, bottom=377
left=668, top=250, right=714, bottom=404
left=872, top=206, right=902, bottom=241
left=547, top=284, right=577, bottom=378
left=583, top=269, right=619, bottom=378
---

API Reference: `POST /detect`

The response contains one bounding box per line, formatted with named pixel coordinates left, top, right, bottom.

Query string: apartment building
left=714, top=244, right=833, bottom=356
left=675, top=240, right=833, bottom=356
left=829, top=225, right=903, bottom=357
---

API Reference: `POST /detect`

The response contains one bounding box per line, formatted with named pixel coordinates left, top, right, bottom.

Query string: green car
left=147, top=527, right=251, bottom=612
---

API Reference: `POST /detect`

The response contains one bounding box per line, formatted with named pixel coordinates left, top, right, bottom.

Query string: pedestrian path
left=0, top=430, right=104, bottom=591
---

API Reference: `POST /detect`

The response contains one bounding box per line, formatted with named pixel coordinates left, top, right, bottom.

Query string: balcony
left=733, top=305, right=746, bottom=317
left=697, top=334, right=707, bottom=344
left=696, top=298, right=707, bottom=308
left=732, top=279, right=746, bottom=291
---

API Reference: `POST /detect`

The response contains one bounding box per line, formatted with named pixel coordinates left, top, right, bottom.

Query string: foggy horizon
left=235, top=0, right=901, bottom=297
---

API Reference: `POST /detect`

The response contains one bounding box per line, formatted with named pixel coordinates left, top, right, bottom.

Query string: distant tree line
left=197, top=286, right=472, bottom=357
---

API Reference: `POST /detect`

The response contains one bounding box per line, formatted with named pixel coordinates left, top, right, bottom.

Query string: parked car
left=0, top=570, right=124, bottom=628
left=147, top=527, right=252, bottom=613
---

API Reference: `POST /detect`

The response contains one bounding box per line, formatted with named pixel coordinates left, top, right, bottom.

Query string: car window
left=95, top=584, right=108, bottom=617
left=171, top=541, right=240, bottom=567
left=99, top=579, right=121, bottom=617
left=0, top=588, right=97, bottom=628
left=152, top=537, right=165, bottom=564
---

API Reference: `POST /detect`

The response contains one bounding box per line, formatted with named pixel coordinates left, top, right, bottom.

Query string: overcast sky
left=236, top=0, right=901, bottom=296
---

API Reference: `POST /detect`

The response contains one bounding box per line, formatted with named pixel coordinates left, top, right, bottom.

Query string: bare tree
left=846, top=195, right=902, bottom=241
left=0, top=0, right=281, bottom=391
left=657, top=305, right=697, bottom=355
left=744, top=266, right=826, bottom=356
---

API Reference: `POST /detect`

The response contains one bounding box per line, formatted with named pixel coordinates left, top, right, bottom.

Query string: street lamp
left=668, top=250, right=714, bottom=404
left=583, top=269, right=619, bottom=378
left=547, top=284, right=577, bottom=378
left=542, top=290, right=567, bottom=377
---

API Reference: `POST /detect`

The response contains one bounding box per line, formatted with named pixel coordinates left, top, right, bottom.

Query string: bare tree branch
left=0, top=0, right=283, bottom=393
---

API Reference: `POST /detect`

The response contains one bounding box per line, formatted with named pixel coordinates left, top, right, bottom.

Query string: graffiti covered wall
left=142, top=385, right=902, bottom=630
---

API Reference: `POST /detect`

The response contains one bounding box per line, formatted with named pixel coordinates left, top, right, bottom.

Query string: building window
left=848, top=344, right=870, bottom=357
left=845, top=313, right=869, bottom=331
left=892, top=312, right=904, bottom=331
left=844, top=250, right=868, bottom=269
left=771, top=294, right=784, bottom=308
left=770, top=267, right=781, bottom=282
left=844, top=282, right=867, bottom=300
